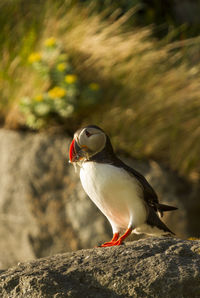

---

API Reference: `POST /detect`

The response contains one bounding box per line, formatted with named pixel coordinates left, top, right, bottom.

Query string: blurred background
left=0, top=0, right=200, bottom=269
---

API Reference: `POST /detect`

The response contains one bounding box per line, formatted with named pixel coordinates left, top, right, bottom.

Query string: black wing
left=109, top=157, right=177, bottom=215
left=112, top=157, right=159, bottom=210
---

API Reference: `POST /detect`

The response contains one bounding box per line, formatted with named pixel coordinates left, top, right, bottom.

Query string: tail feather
left=156, top=203, right=177, bottom=217
left=158, top=203, right=178, bottom=212
left=147, top=207, right=175, bottom=235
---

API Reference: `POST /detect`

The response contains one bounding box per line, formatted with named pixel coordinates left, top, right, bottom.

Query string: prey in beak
left=69, top=138, right=89, bottom=164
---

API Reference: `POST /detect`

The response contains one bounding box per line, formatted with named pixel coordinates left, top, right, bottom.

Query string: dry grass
left=56, top=6, right=200, bottom=179
left=1, top=4, right=200, bottom=179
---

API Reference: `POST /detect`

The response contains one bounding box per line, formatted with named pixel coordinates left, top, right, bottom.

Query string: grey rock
left=0, top=129, right=111, bottom=270
left=0, top=129, right=199, bottom=269
left=0, top=238, right=200, bottom=298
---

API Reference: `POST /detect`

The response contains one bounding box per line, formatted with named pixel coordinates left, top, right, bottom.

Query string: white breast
left=80, top=162, right=147, bottom=233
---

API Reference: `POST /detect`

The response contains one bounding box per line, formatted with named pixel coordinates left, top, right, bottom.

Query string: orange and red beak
left=69, top=139, right=76, bottom=162
left=69, top=138, right=85, bottom=162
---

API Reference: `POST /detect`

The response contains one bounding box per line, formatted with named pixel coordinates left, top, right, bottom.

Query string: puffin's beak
left=69, top=139, right=87, bottom=162
left=69, top=139, right=76, bottom=162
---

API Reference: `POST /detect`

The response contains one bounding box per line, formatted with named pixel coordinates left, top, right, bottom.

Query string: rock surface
left=0, top=129, right=111, bottom=269
left=0, top=129, right=199, bottom=269
left=0, top=238, right=200, bottom=298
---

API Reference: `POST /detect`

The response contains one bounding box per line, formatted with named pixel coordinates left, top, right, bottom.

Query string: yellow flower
left=34, top=94, right=43, bottom=102
left=28, top=52, right=41, bottom=63
left=48, top=86, right=66, bottom=99
left=89, top=83, right=100, bottom=91
left=44, top=37, right=56, bottom=47
left=65, top=74, right=77, bottom=84
left=57, top=63, right=67, bottom=72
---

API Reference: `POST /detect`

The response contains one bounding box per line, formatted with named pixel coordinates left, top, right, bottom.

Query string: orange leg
left=100, top=228, right=132, bottom=247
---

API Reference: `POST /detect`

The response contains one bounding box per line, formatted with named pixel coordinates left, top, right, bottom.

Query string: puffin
left=69, top=125, right=177, bottom=247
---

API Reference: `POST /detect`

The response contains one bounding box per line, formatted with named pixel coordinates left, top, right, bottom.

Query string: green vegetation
left=0, top=1, right=200, bottom=179
left=19, top=38, right=100, bottom=129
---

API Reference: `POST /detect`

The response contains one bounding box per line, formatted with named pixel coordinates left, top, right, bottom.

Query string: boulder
left=0, top=129, right=199, bottom=269
left=0, top=129, right=111, bottom=270
left=0, top=238, right=200, bottom=298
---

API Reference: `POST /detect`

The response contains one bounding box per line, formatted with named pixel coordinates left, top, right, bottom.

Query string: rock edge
left=0, top=237, right=200, bottom=298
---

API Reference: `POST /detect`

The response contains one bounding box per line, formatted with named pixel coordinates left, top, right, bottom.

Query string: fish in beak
left=69, top=138, right=88, bottom=163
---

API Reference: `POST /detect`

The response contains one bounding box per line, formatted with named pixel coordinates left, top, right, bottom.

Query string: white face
left=69, top=126, right=107, bottom=163
left=76, top=127, right=106, bottom=156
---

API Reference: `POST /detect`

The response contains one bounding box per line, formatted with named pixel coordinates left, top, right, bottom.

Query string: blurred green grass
left=0, top=1, right=200, bottom=179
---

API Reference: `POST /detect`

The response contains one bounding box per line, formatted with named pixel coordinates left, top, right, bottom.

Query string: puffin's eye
left=85, top=130, right=91, bottom=137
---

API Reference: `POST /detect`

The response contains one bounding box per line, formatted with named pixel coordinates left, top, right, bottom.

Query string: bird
left=69, top=125, right=177, bottom=247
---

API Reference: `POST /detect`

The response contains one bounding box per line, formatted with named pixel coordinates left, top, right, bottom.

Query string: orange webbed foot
left=100, top=228, right=132, bottom=247
left=99, top=232, right=119, bottom=247
left=100, top=239, right=123, bottom=247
